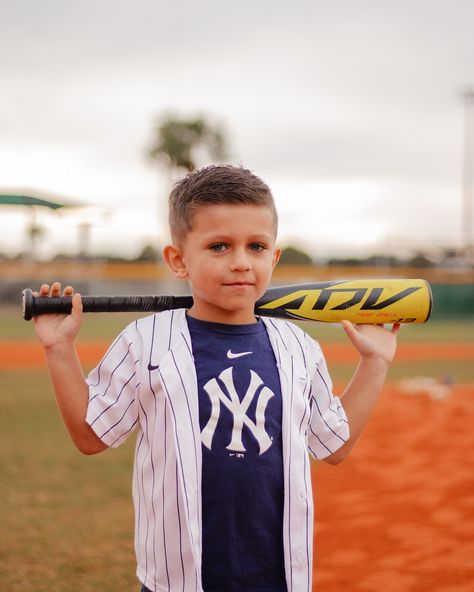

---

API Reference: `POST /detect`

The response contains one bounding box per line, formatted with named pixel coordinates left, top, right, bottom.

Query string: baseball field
left=1, top=308, right=473, bottom=591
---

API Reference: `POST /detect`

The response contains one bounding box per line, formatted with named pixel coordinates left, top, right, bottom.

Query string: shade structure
left=0, top=192, right=87, bottom=259
left=0, top=194, right=68, bottom=210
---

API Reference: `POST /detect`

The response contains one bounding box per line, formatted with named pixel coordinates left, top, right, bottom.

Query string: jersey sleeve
left=306, top=338, right=349, bottom=459
left=85, top=324, right=141, bottom=448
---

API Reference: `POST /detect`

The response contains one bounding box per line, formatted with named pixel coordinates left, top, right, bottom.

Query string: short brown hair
left=168, top=164, right=278, bottom=243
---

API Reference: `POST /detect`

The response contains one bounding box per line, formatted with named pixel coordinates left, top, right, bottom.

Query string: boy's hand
left=33, top=282, right=83, bottom=350
left=325, top=321, right=401, bottom=464
left=341, top=320, right=400, bottom=367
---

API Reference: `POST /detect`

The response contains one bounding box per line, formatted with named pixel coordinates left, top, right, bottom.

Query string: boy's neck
left=186, top=306, right=259, bottom=325
left=186, top=312, right=259, bottom=327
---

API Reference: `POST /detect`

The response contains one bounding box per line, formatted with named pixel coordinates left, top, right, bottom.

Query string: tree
left=278, top=245, right=313, bottom=265
left=147, top=114, right=228, bottom=175
left=146, top=113, right=230, bottom=251
left=135, top=243, right=161, bottom=262
left=407, top=252, right=434, bottom=268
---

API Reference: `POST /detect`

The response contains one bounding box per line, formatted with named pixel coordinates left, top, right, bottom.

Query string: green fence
left=430, top=284, right=474, bottom=319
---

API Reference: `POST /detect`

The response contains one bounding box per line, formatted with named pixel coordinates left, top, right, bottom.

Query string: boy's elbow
left=77, top=442, right=107, bottom=455
left=72, top=431, right=108, bottom=455
left=324, top=452, right=346, bottom=465
left=323, top=441, right=353, bottom=465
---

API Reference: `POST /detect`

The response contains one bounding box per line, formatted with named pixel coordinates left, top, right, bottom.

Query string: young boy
left=34, top=165, right=399, bottom=592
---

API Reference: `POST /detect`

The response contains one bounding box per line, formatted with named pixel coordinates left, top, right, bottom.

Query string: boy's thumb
left=71, top=293, right=83, bottom=314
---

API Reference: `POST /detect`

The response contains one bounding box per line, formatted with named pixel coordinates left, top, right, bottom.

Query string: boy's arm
left=34, top=283, right=108, bottom=455
left=324, top=320, right=400, bottom=465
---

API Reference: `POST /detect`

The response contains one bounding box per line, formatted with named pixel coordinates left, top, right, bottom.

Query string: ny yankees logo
left=201, top=367, right=274, bottom=455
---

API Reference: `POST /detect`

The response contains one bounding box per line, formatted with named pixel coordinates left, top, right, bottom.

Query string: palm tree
left=147, top=114, right=229, bottom=246
left=147, top=114, right=228, bottom=177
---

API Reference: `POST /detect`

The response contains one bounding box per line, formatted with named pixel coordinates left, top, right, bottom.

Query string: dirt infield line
left=1, top=340, right=473, bottom=369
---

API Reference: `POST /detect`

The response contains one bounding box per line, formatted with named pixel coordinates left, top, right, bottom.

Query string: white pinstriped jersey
left=85, top=309, right=349, bottom=592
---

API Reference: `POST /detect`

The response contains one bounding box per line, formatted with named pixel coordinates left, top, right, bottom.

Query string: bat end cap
left=22, top=289, right=34, bottom=321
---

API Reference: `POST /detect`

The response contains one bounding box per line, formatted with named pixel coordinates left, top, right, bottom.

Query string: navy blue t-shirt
left=187, top=315, right=287, bottom=592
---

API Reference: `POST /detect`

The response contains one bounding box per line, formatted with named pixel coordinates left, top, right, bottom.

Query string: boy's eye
left=209, top=243, right=227, bottom=252
left=249, top=243, right=266, bottom=252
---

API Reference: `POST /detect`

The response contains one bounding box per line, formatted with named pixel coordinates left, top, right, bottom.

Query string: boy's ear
left=163, top=244, right=188, bottom=279
left=272, top=247, right=282, bottom=269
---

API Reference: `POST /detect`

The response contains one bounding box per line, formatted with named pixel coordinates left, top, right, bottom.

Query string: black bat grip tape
left=82, top=295, right=186, bottom=313
left=22, top=289, right=74, bottom=320
left=22, top=290, right=190, bottom=320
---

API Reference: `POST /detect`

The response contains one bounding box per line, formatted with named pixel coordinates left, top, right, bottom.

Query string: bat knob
left=22, top=289, right=34, bottom=321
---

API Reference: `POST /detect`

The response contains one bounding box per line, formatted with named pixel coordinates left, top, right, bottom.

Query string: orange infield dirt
left=2, top=340, right=473, bottom=590
left=312, top=384, right=474, bottom=591
left=1, top=340, right=474, bottom=369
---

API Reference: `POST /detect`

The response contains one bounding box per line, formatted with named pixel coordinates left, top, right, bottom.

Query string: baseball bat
left=22, top=279, right=432, bottom=324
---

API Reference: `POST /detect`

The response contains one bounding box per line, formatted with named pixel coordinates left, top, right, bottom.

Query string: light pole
left=461, top=88, right=474, bottom=260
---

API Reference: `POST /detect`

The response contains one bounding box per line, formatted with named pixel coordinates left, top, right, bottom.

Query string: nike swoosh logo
left=227, top=349, right=253, bottom=359
left=148, top=362, right=159, bottom=371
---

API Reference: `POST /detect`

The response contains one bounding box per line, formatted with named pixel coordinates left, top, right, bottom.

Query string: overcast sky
left=1, top=0, right=473, bottom=260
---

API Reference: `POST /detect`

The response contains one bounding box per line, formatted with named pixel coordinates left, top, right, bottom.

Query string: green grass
left=1, top=305, right=147, bottom=341
left=3, top=304, right=474, bottom=343
left=0, top=370, right=137, bottom=591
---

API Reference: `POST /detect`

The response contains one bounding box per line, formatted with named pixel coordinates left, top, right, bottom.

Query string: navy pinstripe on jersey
left=85, top=309, right=349, bottom=592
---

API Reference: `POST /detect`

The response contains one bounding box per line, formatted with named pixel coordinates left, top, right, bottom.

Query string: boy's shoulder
left=115, top=309, right=189, bottom=366
left=261, top=317, right=325, bottom=377
left=260, top=317, right=319, bottom=353
left=122, top=309, right=188, bottom=347
left=130, top=309, right=187, bottom=331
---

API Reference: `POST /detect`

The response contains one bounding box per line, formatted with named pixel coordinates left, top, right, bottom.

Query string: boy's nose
left=229, top=249, right=251, bottom=271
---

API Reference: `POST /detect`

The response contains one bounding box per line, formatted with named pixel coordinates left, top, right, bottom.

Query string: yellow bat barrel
left=257, top=278, right=432, bottom=324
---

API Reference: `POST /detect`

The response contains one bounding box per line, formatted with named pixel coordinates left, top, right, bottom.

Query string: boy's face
left=164, top=204, right=280, bottom=324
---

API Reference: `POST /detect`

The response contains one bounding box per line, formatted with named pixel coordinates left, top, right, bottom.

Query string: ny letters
left=201, top=367, right=274, bottom=454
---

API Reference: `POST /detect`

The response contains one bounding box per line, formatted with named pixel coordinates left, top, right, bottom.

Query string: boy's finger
left=51, top=282, right=62, bottom=295
left=341, top=319, right=357, bottom=334
left=341, top=319, right=361, bottom=343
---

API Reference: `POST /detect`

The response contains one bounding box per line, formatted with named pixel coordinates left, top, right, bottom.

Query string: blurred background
left=1, top=0, right=473, bottom=312
left=1, top=1, right=474, bottom=266
left=1, top=1, right=473, bottom=591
